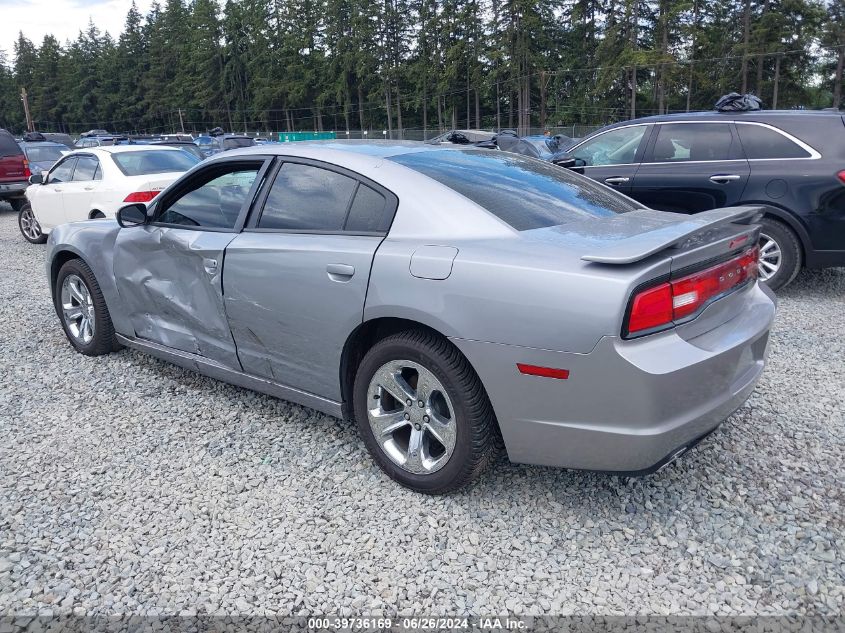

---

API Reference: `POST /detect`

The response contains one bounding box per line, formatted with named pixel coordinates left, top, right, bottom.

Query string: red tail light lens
left=626, top=245, right=759, bottom=337
left=837, top=170, right=845, bottom=185
left=23, top=159, right=31, bottom=179
left=123, top=191, right=160, bottom=203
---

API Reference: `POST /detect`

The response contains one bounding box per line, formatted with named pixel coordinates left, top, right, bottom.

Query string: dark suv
left=563, top=111, right=845, bottom=289
left=0, top=128, right=30, bottom=212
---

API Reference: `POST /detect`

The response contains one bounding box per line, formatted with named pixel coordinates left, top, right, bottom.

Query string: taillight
left=23, top=158, right=31, bottom=179
left=123, top=191, right=160, bottom=203
left=625, top=246, right=759, bottom=337
left=837, top=170, right=845, bottom=185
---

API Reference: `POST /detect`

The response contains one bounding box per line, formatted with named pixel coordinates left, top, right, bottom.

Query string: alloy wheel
left=61, top=274, right=96, bottom=344
left=20, top=207, right=42, bottom=241
left=758, top=233, right=782, bottom=282
left=366, top=360, right=457, bottom=475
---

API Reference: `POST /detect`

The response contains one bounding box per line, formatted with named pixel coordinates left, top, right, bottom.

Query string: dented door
left=113, top=226, right=241, bottom=368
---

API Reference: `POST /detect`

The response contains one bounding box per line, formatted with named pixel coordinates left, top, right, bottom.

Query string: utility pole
left=20, top=88, right=34, bottom=132
left=178, top=108, right=185, bottom=134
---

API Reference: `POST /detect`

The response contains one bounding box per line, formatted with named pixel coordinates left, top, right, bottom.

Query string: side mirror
left=29, top=173, right=43, bottom=185
left=116, top=203, right=148, bottom=228
left=551, top=157, right=578, bottom=169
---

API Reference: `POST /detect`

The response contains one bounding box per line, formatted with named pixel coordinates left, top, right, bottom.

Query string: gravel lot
left=0, top=203, right=842, bottom=618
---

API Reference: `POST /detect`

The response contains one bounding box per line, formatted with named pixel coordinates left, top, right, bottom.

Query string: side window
left=72, top=156, right=99, bottom=181
left=155, top=165, right=261, bottom=229
left=651, top=123, right=733, bottom=162
left=48, top=158, right=77, bottom=183
left=570, top=126, right=648, bottom=166
left=345, top=184, right=390, bottom=232
left=736, top=124, right=812, bottom=159
left=258, top=162, right=357, bottom=231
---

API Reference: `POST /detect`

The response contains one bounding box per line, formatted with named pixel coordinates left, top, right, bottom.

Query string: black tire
left=757, top=217, right=802, bottom=291
left=54, top=258, right=120, bottom=356
left=18, top=202, right=47, bottom=244
left=352, top=329, right=497, bottom=494
left=9, top=198, right=25, bottom=212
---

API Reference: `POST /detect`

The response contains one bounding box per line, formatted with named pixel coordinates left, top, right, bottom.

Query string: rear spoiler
left=581, top=206, right=763, bottom=265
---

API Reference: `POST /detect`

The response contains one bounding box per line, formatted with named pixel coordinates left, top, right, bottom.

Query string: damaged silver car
left=46, top=142, right=776, bottom=493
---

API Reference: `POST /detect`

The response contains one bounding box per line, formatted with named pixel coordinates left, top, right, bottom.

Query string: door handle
left=52, top=187, right=62, bottom=192
left=326, top=263, right=355, bottom=281
left=84, top=186, right=95, bottom=191
left=203, top=258, right=218, bottom=274
left=604, top=177, right=630, bottom=186
left=709, top=174, right=741, bottom=183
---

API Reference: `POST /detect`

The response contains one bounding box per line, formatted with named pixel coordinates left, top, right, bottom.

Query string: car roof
left=19, top=141, right=66, bottom=148
left=600, top=109, right=844, bottom=129
left=73, top=145, right=185, bottom=155
left=216, top=140, right=451, bottom=161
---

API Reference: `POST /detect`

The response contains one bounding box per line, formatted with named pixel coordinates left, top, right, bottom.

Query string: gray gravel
left=0, top=203, right=842, bottom=617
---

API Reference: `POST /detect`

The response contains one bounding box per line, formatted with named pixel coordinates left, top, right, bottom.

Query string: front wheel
left=55, top=259, right=119, bottom=356
left=757, top=217, right=802, bottom=291
left=352, top=330, right=497, bottom=494
left=18, top=202, right=47, bottom=244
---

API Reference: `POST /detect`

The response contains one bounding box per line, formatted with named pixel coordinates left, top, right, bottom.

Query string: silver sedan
left=44, top=142, right=776, bottom=493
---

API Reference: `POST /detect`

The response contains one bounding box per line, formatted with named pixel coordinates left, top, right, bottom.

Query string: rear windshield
left=25, top=145, right=65, bottom=163
left=389, top=149, right=639, bottom=231
left=111, top=150, right=199, bottom=176
left=223, top=137, right=255, bottom=150
left=0, top=131, right=23, bottom=157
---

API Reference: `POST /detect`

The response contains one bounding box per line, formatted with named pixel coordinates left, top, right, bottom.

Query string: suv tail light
left=625, top=246, right=759, bottom=337
left=123, top=191, right=160, bottom=203
left=837, top=170, right=845, bottom=185
left=23, top=158, right=31, bottom=179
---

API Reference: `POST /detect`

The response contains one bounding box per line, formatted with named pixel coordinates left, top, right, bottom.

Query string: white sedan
left=18, top=145, right=199, bottom=243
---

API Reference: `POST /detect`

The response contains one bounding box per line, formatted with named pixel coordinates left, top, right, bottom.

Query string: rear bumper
left=451, top=283, right=776, bottom=473
left=0, top=181, right=27, bottom=199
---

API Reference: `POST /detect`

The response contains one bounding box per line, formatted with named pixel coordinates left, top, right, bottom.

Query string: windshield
left=389, top=149, right=638, bottom=231
left=111, top=150, right=199, bottom=176
left=25, top=145, right=65, bottom=163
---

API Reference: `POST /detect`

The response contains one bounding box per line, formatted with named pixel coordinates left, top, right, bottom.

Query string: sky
left=0, top=0, right=154, bottom=53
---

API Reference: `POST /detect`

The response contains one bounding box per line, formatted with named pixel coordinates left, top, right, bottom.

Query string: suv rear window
left=736, top=124, right=812, bottom=159
left=389, top=150, right=638, bottom=231
left=112, top=150, right=199, bottom=176
left=0, top=130, right=23, bottom=157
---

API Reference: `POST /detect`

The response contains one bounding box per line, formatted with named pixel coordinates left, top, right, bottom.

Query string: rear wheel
left=352, top=330, right=497, bottom=494
left=18, top=202, right=47, bottom=244
left=55, top=259, right=119, bottom=356
left=757, top=217, right=801, bottom=291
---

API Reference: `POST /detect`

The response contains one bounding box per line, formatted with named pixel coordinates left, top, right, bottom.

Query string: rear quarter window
left=389, top=149, right=639, bottom=231
left=736, top=124, right=812, bottom=159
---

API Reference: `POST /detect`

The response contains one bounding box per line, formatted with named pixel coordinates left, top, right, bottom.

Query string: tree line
left=0, top=0, right=843, bottom=137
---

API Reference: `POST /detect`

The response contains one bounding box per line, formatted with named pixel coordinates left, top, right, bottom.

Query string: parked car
left=557, top=110, right=845, bottom=290
left=44, top=143, right=775, bottom=493
left=18, top=139, right=68, bottom=175
left=80, top=129, right=110, bottom=137
left=41, top=133, right=79, bottom=150
left=147, top=140, right=207, bottom=161
left=195, top=133, right=256, bottom=157
left=20, top=145, right=199, bottom=243
left=0, top=128, right=30, bottom=212
left=77, top=136, right=127, bottom=148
